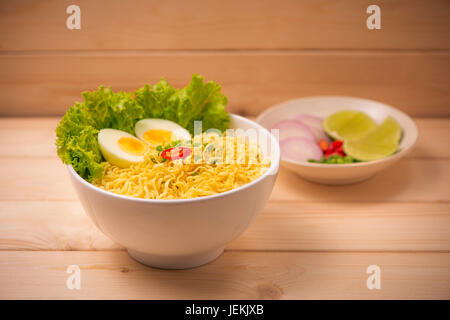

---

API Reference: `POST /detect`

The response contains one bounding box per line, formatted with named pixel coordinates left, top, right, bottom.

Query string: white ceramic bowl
left=256, top=96, right=418, bottom=185
left=68, top=114, right=280, bottom=269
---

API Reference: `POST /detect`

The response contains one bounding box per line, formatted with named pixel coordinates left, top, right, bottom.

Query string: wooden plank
left=414, top=118, right=450, bottom=159
left=0, top=201, right=121, bottom=251
left=0, top=251, right=448, bottom=299
left=1, top=201, right=449, bottom=252
left=0, top=157, right=447, bottom=202
left=229, top=202, right=450, bottom=251
left=0, top=158, right=74, bottom=201
left=0, top=118, right=57, bottom=158
left=272, top=160, right=450, bottom=202
left=1, top=117, right=448, bottom=159
left=0, top=52, right=448, bottom=117
left=1, top=0, right=449, bottom=50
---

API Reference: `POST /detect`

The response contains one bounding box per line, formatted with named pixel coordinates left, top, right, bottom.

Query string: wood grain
left=0, top=118, right=57, bottom=157
left=1, top=201, right=449, bottom=252
left=272, top=159, right=450, bottom=202
left=0, top=201, right=121, bottom=251
left=0, top=52, right=449, bottom=117
left=0, top=251, right=448, bottom=299
left=0, top=117, right=449, bottom=299
left=1, top=117, right=448, bottom=159
left=0, top=157, right=447, bottom=202
left=0, top=119, right=448, bottom=208
left=1, top=0, right=449, bottom=51
left=1, top=0, right=449, bottom=299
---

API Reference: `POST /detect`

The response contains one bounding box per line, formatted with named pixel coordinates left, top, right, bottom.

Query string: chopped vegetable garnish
left=308, top=155, right=359, bottom=164
left=318, top=139, right=329, bottom=152
left=331, top=140, right=343, bottom=149
left=161, top=147, right=192, bottom=160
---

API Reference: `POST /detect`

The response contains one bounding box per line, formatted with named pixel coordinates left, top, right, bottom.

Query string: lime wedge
left=323, top=110, right=377, bottom=140
left=343, top=117, right=402, bottom=161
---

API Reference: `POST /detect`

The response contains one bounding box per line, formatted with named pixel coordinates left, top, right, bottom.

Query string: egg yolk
left=143, top=129, right=173, bottom=145
left=118, top=137, right=146, bottom=156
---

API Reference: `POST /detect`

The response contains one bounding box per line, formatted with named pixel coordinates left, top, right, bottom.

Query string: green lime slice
left=343, top=117, right=402, bottom=161
left=323, top=110, right=377, bottom=140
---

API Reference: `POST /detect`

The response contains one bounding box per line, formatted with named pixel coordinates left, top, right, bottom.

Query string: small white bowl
left=68, top=114, right=280, bottom=269
left=256, top=96, right=418, bottom=185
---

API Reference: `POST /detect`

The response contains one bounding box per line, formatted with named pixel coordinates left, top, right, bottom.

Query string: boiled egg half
left=98, top=128, right=147, bottom=168
left=135, top=119, right=191, bottom=146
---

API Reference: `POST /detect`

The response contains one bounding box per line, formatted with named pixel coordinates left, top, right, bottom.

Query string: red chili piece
left=161, top=147, right=191, bottom=160
left=318, top=139, right=329, bottom=152
left=331, top=140, right=343, bottom=149
left=323, top=140, right=345, bottom=158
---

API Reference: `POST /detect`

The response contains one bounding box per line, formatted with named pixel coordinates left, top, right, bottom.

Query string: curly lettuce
left=56, top=88, right=144, bottom=181
left=56, top=75, right=229, bottom=181
left=135, top=74, right=229, bottom=134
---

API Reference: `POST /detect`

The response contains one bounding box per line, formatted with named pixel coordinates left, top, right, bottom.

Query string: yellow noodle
left=93, top=134, right=270, bottom=200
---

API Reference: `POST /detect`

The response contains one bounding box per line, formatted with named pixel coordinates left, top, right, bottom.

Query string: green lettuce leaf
left=56, top=102, right=104, bottom=181
left=135, top=74, right=229, bottom=134
left=56, top=75, right=229, bottom=181
left=135, top=80, right=177, bottom=120
left=56, top=87, right=144, bottom=181
left=82, top=86, right=144, bottom=134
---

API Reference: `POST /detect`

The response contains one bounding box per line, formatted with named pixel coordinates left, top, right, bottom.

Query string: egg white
left=98, top=128, right=145, bottom=168
left=134, top=119, right=191, bottom=144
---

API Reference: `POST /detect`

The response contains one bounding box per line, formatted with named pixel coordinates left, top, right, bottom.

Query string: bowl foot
left=127, top=246, right=225, bottom=269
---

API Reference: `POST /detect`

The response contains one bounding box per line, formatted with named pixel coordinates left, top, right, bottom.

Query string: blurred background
left=0, top=0, right=449, bottom=117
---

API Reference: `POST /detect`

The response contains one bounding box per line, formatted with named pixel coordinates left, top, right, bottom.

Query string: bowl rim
left=256, top=95, right=419, bottom=168
left=68, top=114, right=280, bottom=204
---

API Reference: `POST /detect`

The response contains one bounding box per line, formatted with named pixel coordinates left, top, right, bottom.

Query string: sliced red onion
left=279, top=137, right=323, bottom=162
left=272, top=119, right=315, bottom=142
left=295, top=114, right=331, bottom=143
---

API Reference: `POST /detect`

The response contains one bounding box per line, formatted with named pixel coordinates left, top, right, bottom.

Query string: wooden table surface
left=0, top=117, right=449, bottom=299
